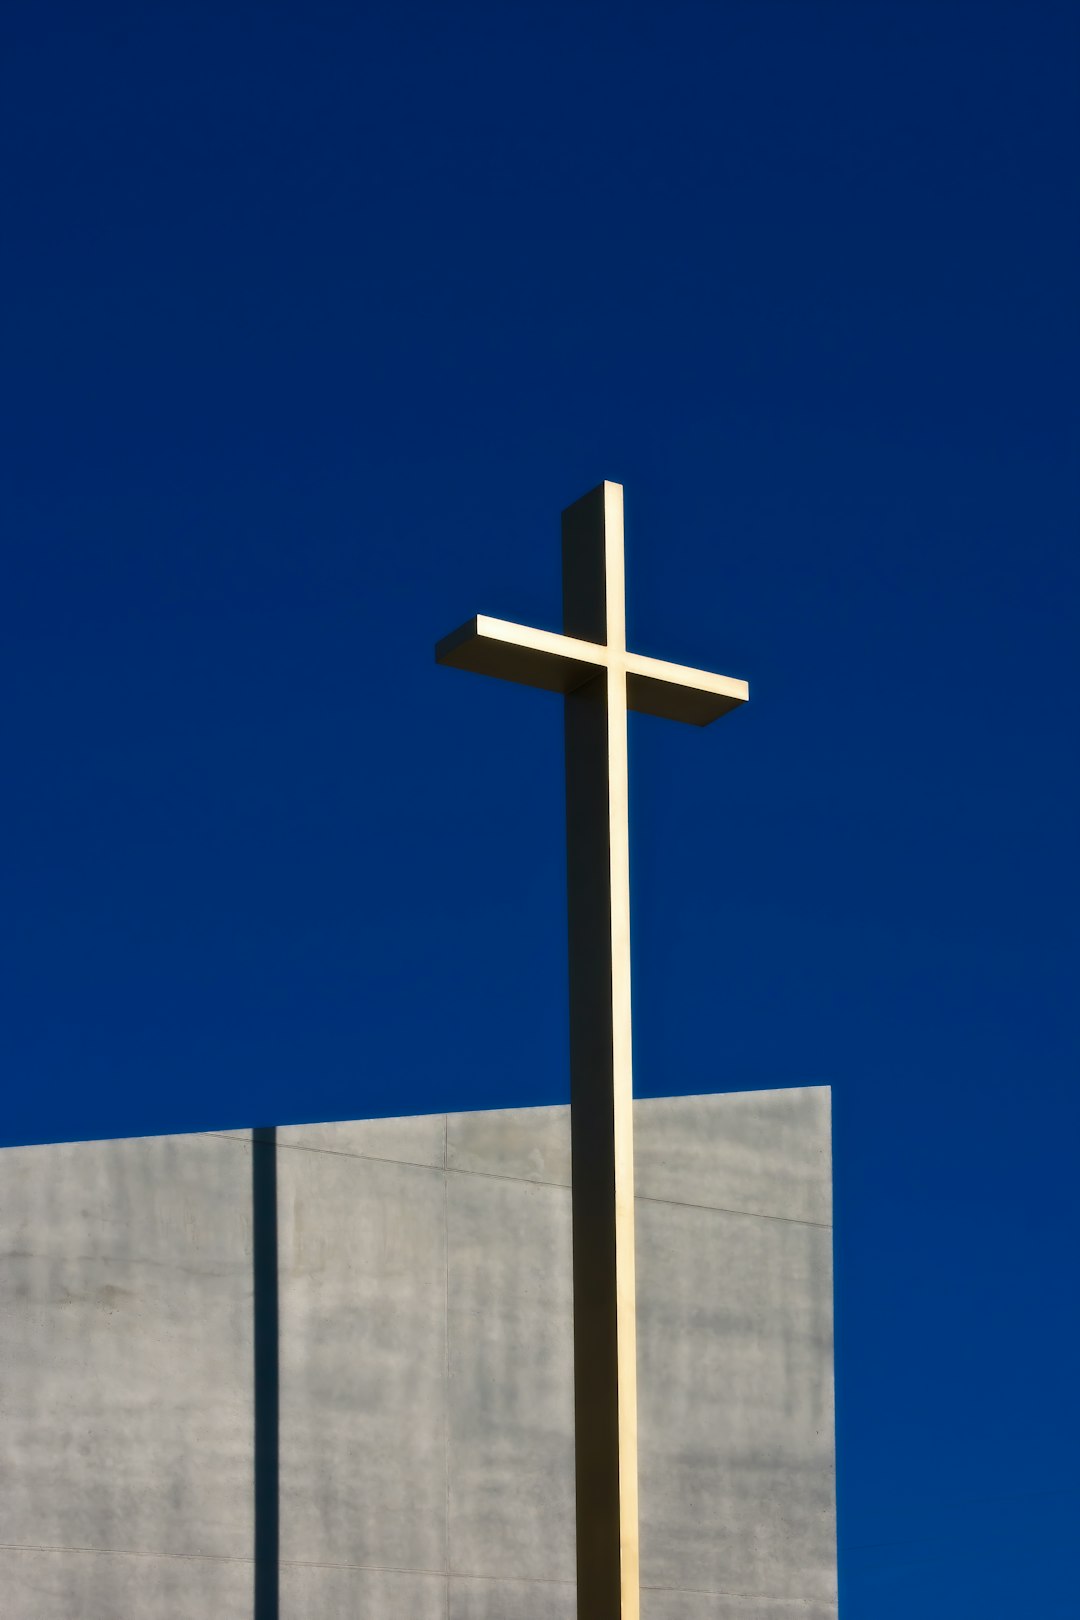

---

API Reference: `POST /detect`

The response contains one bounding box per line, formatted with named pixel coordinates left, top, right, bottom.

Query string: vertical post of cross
left=436, top=479, right=748, bottom=1614
left=562, top=482, right=640, bottom=1620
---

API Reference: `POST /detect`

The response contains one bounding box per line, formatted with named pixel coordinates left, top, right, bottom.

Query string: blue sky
left=2, top=3, right=1077, bottom=1613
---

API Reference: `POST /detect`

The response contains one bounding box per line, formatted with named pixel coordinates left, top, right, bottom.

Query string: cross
left=435, top=482, right=748, bottom=1620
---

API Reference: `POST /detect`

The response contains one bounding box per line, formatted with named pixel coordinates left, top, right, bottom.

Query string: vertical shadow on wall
left=252, top=1126, right=279, bottom=1620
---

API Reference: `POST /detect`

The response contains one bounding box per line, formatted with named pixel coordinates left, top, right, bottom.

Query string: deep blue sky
left=2, top=3, right=1077, bottom=1613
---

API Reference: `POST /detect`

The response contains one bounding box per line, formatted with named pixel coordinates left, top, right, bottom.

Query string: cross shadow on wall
left=251, top=1127, right=279, bottom=1620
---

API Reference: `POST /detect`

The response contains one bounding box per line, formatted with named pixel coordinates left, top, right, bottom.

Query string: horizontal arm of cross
left=435, top=615, right=748, bottom=726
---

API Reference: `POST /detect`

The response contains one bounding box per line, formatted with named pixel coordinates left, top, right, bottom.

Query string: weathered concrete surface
left=446, top=1167, right=576, bottom=1584
left=0, top=1087, right=835, bottom=1618
left=276, top=1143, right=448, bottom=1576
left=635, top=1086, right=832, bottom=1224
left=280, top=1564, right=447, bottom=1620
left=0, top=1547, right=254, bottom=1619
left=638, top=1199, right=834, bottom=1607
left=448, top=1575, right=577, bottom=1619
left=0, top=1132, right=253, bottom=1564
left=277, top=1109, right=446, bottom=1169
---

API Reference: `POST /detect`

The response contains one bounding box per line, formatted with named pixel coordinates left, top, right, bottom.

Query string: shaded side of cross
left=436, top=482, right=748, bottom=1620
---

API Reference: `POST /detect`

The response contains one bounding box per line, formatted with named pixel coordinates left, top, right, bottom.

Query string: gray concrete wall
left=0, top=1088, right=836, bottom=1618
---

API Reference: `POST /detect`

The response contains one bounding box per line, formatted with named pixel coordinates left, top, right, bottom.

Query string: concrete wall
left=0, top=1088, right=836, bottom=1618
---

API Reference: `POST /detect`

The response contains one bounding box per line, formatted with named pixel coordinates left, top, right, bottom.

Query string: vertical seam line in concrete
left=443, top=1116, right=451, bottom=1616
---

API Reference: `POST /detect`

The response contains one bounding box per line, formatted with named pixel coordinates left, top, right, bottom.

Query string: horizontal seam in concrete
left=0, top=1547, right=835, bottom=1604
left=440, top=1166, right=835, bottom=1224
left=444, top=1162, right=570, bottom=1191
left=205, top=1131, right=442, bottom=1175
left=202, top=1132, right=832, bottom=1226
left=637, top=1192, right=832, bottom=1229
left=214, top=1130, right=566, bottom=1186
left=445, top=1570, right=576, bottom=1588
left=0, top=1251, right=249, bottom=1277
left=0, top=1544, right=452, bottom=1580
left=641, top=1584, right=836, bottom=1606
left=279, top=1557, right=443, bottom=1577
left=201, top=1129, right=830, bottom=1211
left=0, top=1544, right=253, bottom=1565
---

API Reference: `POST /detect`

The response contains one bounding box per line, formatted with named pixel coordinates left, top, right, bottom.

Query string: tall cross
left=435, top=482, right=748, bottom=1620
